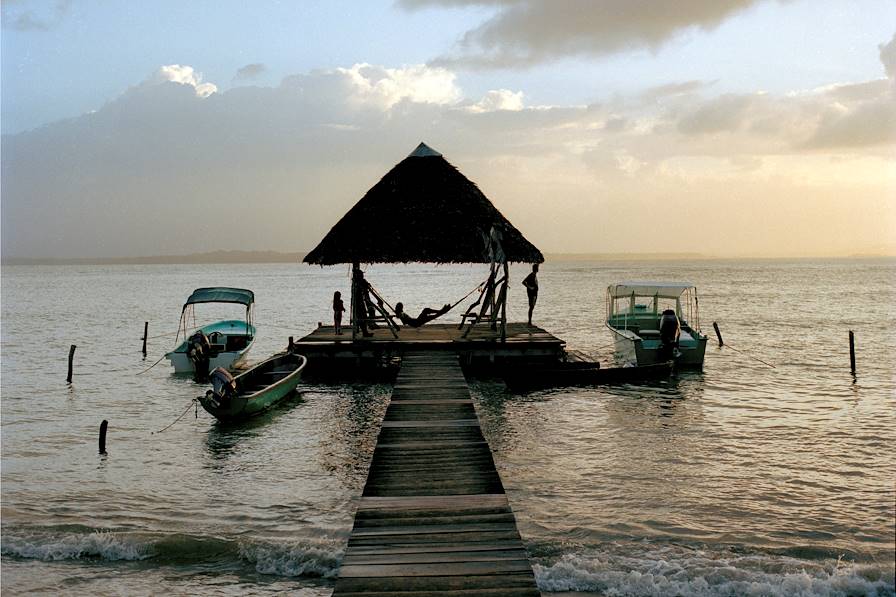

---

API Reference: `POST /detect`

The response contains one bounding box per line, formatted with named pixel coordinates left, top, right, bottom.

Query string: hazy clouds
left=234, top=63, right=267, bottom=81
left=400, top=0, right=787, bottom=68
left=1, top=0, right=71, bottom=32
left=2, top=35, right=894, bottom=259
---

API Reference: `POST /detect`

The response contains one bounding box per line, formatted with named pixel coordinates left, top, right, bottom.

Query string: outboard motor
left=659, top=309, right=681, bottom=359
left=187, top=330, right=211, bottom=380
left=206, top=367, right=237, bottom=408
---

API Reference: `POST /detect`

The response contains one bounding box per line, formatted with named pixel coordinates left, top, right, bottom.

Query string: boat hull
left=165, top=319, right=255, bottom=374
left=609, top=326, right=707, bottom=369
left=166, top=349, right=251, bottom=374
left=198, top=353, right=307, bottom=422
left=503, top=361, right=673, bottom=391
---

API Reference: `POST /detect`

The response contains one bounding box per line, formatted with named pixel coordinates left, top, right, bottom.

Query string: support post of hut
left=351, top=262, right=360, bottom=342
left=500, top=262, right=509, bottom=342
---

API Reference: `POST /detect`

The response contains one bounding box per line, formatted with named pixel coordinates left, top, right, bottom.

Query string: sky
left=1, top=0, right=895, bottom=259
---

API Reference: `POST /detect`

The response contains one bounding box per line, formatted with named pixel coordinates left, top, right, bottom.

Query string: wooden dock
left=295, top=323, right=565, bottom=378
left=299, top=322, right=561, bottom=346
left=333, top=352, right=540, bottom=596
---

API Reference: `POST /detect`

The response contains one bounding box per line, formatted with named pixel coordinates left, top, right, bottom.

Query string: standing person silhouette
left=351, top=264, right=374, bottom=338
left=333, top=291, right=346, bottom=335
left=522, top=264, right=539, bottom=326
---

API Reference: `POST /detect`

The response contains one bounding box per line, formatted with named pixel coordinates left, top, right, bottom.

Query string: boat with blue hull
left=165, top=287, right=256, bottom=375
left=606, top=281, right=708, bottom=368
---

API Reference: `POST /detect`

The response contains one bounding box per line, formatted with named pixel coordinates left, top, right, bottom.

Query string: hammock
left=366, top=278, right=488, bottom=327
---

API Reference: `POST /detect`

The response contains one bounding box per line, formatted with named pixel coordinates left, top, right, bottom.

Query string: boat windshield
left=176, top=288, right=255, bottom=344
left=606, top=282, right=700, bottom=330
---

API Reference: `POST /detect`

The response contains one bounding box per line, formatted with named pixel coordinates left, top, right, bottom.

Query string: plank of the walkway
left=332, top=352, right=539, bottom=596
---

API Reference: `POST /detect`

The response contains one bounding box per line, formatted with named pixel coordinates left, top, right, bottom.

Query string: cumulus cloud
left=144, top=64, right=218, bottom=97
left=1, top=0, right=71, bottom=31
left=467, top=89, right=525, bottom=112
left=333, top=63, right=462, bottom=108
left=399, top=0, right=784, bottom=68
left=665, top=35, right=896, bottom=152
left=802, top=33, right=896, bottom=149
left=641, top=80, right=711, bottom=101
left=805, top=100, right=896, bottom=149
left=234, top=63, right=267, bottom=81
left=880, top=33, right=896, bottom=79
left=677, top=93, right=763, bottom=135
left=0, top=62, right=465, bottom=259
left=1, top=50, right=893, bottom=260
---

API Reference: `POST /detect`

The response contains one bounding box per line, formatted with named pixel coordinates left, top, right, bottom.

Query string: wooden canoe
left=199, top=352, right=307, bottom=422
left=502, top=360, right=673, bottom=391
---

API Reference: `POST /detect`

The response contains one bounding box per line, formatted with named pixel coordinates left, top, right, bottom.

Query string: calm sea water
left=2, top=260, right=894, bottom=596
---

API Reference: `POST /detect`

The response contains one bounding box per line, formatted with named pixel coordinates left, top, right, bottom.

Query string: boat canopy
left=608, top=282, right=696, bottom=299
left=184, top=287, right=255, bottom=307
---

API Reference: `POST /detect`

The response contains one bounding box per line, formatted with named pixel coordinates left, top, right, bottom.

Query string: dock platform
left=295, top=323, right=565, bottom=377
left=333, top=352, right=539, bottom=596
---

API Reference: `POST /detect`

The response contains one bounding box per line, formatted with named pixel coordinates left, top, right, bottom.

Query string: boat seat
left=639, top=330, right=660, bottom=338
left=226, top=336, right=251, bottom=351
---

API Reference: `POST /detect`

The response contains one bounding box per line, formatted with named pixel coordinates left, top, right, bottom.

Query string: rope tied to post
left=719, top=343, right=776, bottom=368
left=136, top=353, right=167, bottom=375
left=152, top=399, right=198, bottom=434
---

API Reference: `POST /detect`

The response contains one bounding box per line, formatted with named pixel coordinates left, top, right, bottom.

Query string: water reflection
left=600, top=373, right=706, bottom=433
left=314, top=383, right=390, bottom=488
left=204, top=391, right=305, bottom=463
left=469, top=379, right=551, bottom=459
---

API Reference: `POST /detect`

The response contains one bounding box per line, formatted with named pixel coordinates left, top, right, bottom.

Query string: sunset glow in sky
left=2, top=0, right=895, bottom=258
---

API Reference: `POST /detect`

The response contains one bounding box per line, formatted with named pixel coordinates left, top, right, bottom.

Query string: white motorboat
left=165, top=287, right=256, bottom=375
left=606, top=281, right=708, bottom=368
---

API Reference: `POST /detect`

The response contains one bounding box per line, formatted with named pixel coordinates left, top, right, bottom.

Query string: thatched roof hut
left=303, top=143, right=543, bottom=265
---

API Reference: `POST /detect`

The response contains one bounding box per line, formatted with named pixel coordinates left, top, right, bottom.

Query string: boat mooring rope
left=136, top=353, right=167, bottom=375
left=152, top=399, right=198, bottom=434
left=145, top=330, right=180, bottom=340
left=592, top=342, right=617, bottom=352
left=719, top=343, right=776, bottom=369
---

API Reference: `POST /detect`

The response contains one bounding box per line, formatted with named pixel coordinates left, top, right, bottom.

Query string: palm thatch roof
left=303, top=143, right=544, bottom=265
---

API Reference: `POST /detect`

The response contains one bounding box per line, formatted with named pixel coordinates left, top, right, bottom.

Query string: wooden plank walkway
left=333, top=352, right=540, bottom=596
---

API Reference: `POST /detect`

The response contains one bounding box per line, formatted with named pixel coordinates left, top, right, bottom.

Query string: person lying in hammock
left=394, top=302, right=452, bottom=328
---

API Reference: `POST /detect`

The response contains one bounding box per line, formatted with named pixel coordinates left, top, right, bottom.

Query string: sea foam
left=238, top=537, right=343, bottom=578
left=1, top=527, right=344, bottom=579
left=1, top=529, right=149, bottom=562
left=533, top=548, right=895, bottom=596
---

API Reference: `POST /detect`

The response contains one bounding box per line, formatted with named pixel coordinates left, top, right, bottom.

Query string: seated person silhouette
left=394, top=302, right=451, bottom=328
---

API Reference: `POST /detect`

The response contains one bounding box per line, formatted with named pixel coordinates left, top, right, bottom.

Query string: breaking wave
left=1, top=528, right=151, bottom=562
left=238, top=537, right=342, bottom=578
left=1, top=526, right=343, bottom=578
left=532, top=545, right=896, bottom=596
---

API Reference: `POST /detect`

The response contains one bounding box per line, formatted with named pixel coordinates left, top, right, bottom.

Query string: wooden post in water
left=99, top=420, right=108, bottom=454
left=849, top=330, right=856, bottom=375
left=142, top=321, right=149, bottom=357
left=67, top=344, right=77, bottom=383
left=712, top=322, right=724, bottom=347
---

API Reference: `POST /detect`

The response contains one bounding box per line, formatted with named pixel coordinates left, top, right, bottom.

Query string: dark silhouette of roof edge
left=303, top=143, right=544, bottom=265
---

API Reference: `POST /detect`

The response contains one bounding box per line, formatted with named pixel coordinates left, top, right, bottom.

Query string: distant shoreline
left=2, top=250, right=894, bottom=266
left=1, top=251, right=306, bottom=266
